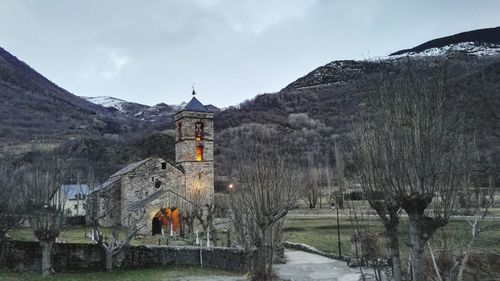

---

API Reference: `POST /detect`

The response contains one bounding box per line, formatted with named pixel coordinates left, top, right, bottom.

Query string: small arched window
left=195, top=122, right=204, bottom=141
left=196, top=145, right=203, bottom=161
left=177, top=122, right=182, bottom=141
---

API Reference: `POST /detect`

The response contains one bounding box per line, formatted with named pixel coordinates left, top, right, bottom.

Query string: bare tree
left=455, top=170, right=496, bottom=281
left=192, top=201, right=217, bottom=245
left=334, top=142, right=345, bottom=210
left=84, top=179, right=146, bottom=272
left=354, top=126, right=404, bottom=280
left=355, top=60, right=469, bottom=281
left=227, top=124, right=302, bottom=280
left=22, top=155, right=68, bottom=277
left=302, top=155, right=320, bottom=209
left=0, top=159, right=23, bottom=262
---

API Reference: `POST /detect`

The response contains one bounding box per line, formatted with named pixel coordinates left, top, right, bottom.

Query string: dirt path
left=275, top=250, right=361, bottom=281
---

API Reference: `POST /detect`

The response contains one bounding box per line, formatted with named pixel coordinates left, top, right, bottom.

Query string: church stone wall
left=175, top=108, right=214, bottom=205
left=182, top=161, right=214, bottom=205
left=175, top=111, right=214, bottom=163
left=119, top=157, right=184, bottom=229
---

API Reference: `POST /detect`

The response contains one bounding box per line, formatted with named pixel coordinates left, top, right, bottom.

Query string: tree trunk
left=387, top=226, right=402, bottom=281
left=266, top=227, right=274, bottom=277
left=0, top=233, right=6, bottom=264
left=105, top=250, right=113, bottom=273
left=40, top=240, right=54, bottom=277
left=408, top=214, right=426, bottom=281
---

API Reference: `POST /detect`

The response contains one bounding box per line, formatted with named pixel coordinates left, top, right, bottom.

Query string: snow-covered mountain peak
left=81, top=96, right=130, bottom=111
left=391, top=42, right=500, bottom=58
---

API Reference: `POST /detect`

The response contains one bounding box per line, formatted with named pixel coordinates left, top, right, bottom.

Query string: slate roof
left=182, top=97, right=210, bottom=113
left=60, top=184, right=90, bottom=199
left=110, top=157, right=152, bottom=178
left=89, top=177, right=120, bottom=194
left=128, top=189, right=197, bottom=211
left=128, top=190, right=165, bottom=211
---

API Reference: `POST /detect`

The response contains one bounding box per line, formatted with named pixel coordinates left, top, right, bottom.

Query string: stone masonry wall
left=119, top=157, right=185, bottom=233
left=3, top=240, right=248, bottom=273
left=175, top=110, right=214, bottom=205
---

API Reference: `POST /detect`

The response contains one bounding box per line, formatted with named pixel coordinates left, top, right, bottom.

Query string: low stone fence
left=282, top=241, right=350, bottom=263
left=3, top=240, right=248, bottom=273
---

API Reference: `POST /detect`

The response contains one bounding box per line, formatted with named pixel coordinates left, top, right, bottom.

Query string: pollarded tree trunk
left=40, top=240, right=54, bottom=277
left=0, top=231, right=6, bottom=264
left=387, top=224, right=402, bottom=281
left=105, top=249, right=113, bottom=273
left=408, top=213, right=426, bottom=281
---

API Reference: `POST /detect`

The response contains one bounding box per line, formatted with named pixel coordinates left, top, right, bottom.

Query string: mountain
left=390, top=26, right=500, bottom=56
left=1, top=27, right=499, bottom=183
left=83, top=96, right=219, bottom=123
left=215, top=28, right=500, bottom=179
left=0, top=46, right=119, bottom=147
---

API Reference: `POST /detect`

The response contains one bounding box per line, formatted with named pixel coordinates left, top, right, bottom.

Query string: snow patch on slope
left=391, top=42, right=500, bottom=58
left=82, top=96, right=129, bottom=111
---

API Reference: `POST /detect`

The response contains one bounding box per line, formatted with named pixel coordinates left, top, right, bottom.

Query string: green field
left=283, top=215, right=500, bottom=257
left=0, top=266, right=243, bottom=281
left=7, top=227, right=191, bottom=247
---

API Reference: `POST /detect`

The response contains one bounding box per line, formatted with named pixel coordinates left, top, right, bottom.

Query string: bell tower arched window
left=196, top=145, right=203, bottom=161
left=177, top=122, right=182, bottom=141
left=195, top=122, right=204, bottom=141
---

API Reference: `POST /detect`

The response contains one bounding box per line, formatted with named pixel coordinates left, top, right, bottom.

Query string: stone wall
left=175, top=109, right=215, bottom=205
left=3, top=241, right=248, bottom=273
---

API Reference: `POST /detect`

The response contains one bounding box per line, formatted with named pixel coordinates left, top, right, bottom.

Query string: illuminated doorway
left=152, top=208, right=181, bottom=236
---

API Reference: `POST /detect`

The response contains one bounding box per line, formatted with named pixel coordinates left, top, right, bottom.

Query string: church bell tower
left=175, top=90, right=214, bottom=204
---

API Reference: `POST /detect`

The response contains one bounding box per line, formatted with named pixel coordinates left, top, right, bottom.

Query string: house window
left=161, top=162, right=167, bottom=169
left=195, top=122, right=204, bottom=141
left=196, top=145, right=203, bottom=161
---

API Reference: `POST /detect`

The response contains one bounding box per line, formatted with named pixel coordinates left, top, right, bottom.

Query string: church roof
left=128, top=190, right=166, bottom=211
left=110, top=157, right=152, bottom=178
left=128, top=189, right=196, bottom=211
left=182, top=97, right=210, bottom=113
left=89, top=177, right=120, bottom=194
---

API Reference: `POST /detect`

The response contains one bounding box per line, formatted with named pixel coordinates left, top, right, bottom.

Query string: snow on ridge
left=82, top=96, right=187, bottom=116
left=391, top=42, right=500, bottom=59
left=82, top=96, right=128, bottom=111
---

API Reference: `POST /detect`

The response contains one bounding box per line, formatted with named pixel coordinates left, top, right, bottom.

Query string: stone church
left=89, top=93, right=214, bottom=236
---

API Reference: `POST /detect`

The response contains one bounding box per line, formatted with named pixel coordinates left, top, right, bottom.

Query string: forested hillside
left=1, top=26, right=500, bottom=183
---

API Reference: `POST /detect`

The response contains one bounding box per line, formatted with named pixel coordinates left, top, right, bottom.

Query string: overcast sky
left=0, top=0, right=499, bottom=107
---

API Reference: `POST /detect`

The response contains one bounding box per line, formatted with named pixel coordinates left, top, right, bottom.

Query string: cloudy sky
left=0, top=0, right=499, bottom=107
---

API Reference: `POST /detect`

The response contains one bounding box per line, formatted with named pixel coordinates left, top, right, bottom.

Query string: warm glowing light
left=196, top=145, right=203, bottom=161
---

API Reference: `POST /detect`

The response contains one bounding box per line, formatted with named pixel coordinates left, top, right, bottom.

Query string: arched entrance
left=152, top=207, right=181, bottom=236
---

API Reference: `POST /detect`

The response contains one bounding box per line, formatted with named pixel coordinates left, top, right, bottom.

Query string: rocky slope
left=390, top=26, right=500, bottom=56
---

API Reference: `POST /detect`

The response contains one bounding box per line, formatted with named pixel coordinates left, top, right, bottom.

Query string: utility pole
left=76, top=174, right=81, bottom=216
left=336, top=202, right=341, bottom=259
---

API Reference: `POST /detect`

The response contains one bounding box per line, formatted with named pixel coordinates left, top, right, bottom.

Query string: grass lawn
left=283, top=215, right=500, bottom=257
left=7, top=227, right=190, bottom=246
left=0, top=266, right=244, bottom=281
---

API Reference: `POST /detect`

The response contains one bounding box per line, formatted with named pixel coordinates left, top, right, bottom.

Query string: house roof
left=182, top=97, right=210, bottom=113
left=60, top=184, right=90, bottom=199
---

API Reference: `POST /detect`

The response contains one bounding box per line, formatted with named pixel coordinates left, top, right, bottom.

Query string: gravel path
left=275, top=250, right=361, bottom=281
left=178, top=277, right=246, bottom=281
